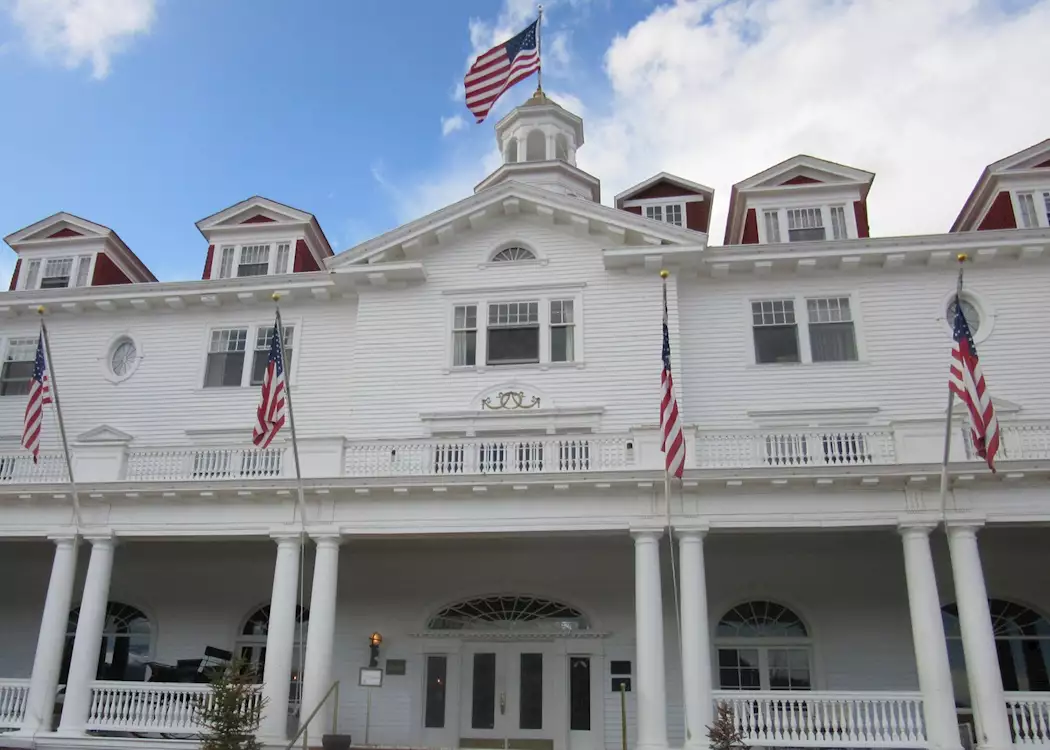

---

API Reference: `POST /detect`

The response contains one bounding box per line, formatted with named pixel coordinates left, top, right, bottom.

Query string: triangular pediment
left=75, top=424, right=133, bottom=445
left=950, top=396, right=1021, bottom=416
left=196, top=196, right=314, bottom=231
left=615, top=172, right=714, bottom=204
left=4, top=212, right=111, bottom=246
left=991, top=138, right=1050, bottom=173
left=331, top=181, right=706, bottom=268
left=740, top=155, right=875, bottom=191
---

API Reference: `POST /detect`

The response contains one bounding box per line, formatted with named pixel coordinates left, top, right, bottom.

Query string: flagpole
left=938, top=253, right=968, bottom=525
left=660, top=270, right=688, bottom=745
left=37, top=308, right=82, bottom=528
left=536, top=4, right=544, bottom=92
left=272, top=295, right=308, bottom=527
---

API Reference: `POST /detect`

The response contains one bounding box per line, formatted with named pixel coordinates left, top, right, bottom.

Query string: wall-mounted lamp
left=369, top=631, right=383, bottom=668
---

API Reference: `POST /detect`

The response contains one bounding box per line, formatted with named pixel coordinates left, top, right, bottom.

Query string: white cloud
left=8, top=0, right=156, bottom=78
left=441, top=115, right=467, bottom=137
left=391, top=0, right=1050, bottom=246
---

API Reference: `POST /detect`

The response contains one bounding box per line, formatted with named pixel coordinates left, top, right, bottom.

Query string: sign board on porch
left=359, top=667, right=383, bottom=687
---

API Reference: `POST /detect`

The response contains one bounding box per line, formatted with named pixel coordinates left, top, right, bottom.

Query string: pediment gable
left=614, top=172, right=714, bottom=205
left=195, top=196, right=315, bottom=231
left=331, top=182, right=706, bottom=269
left=739, top=155, right=875, bottom=192
left=75, top=424, right=133, bottom=444
left=5, top=212, right=111, bottom=246
left=991, top=138, right=1050, bottom=174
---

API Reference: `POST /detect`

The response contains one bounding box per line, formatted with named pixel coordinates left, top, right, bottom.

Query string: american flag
left=252, top=316, right=287, bottom=449
left=661, top=281, right=685, bottom=478
left=22, top=332, right=52, bottom=464
left=949, top=296, right=999, bottom=471
left=464, top=20, right=540, bottom=124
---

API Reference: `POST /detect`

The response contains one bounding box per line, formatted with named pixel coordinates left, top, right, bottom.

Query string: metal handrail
left=285, top=680, right=339, bottom=750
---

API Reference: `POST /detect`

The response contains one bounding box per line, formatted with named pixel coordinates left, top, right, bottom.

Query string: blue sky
left=1, top=0, right=1047, bottom=283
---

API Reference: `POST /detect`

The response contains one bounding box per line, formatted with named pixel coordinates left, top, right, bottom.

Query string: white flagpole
left=37, top=308, right=82, bottom=528
left=938, top=253, right=968, bottom=526
left=536, top=5, right=544, bottom=92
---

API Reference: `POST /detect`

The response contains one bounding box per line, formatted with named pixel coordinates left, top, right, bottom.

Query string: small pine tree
left=195, top=659, right=268, bottom=750
left=707, top=701, right=750, bottom=750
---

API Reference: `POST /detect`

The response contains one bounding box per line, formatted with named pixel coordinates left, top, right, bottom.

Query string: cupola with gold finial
left=474, top=85, right=601, bottom=202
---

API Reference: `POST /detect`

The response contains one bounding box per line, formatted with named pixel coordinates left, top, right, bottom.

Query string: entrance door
left=460, top=643, right=557, bottom=750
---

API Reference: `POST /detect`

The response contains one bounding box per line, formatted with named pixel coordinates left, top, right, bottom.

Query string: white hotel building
left=0, top=91, right=1049, bottom=750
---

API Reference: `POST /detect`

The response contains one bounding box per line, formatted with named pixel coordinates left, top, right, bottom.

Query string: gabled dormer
left=196, top=196, right=334, bottom=280
left=951, top=138, right=1050, bottom=232
left=614, top=172, right=714, bottom=233
left=724, top=155, right=875, bottom=245
left=4, top=212, right=155, bottom=291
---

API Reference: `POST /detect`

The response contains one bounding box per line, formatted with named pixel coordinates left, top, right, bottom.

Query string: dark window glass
left=487, top=327, right=539, bottom=365
left=519, top=653, right=543, bottom=730
left=610, top=661, right=631, bottom=675
left=40, top=275, right=70, bottom=289
left=0, top=361, right=33, bottom=396
left=569, top=656, right=590, bottom=731
left=471, top=652, right=496, bottom=729
left=753, top=326, right=799, bottom=364
left=424, top=655, right=447, bottom=728
left=204, top=352, right=245, bottom=387
left=788, top=227, right=826, bottom=242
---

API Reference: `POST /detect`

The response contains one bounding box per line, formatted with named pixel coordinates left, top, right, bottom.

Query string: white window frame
left=210, top=241, right=296, bottom=280
left=643, top=202, right=686, bottom=227
left=754, top=200, right=858, bottom=244
left=1013, top=189, right=1050, bottom=229
left=0, top=336, right=39, bottom=397
left=200, top=319, right=301, bottom=389
left=748, top=293, right=864, bottom=365
left=446, top=287, right=584, bottom=372
left=18, top=254, right=98, bottom=290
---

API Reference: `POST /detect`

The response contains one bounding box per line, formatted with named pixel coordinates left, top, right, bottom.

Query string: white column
left=900, top=524, right=961, bottom=750
left=516, top=134, right=527, bottom=163
left=947, top=523, right=1011, bottom=750
left=678, top=528, right=712, bottom=750
left=634, top=529, right=669, bottom=750
left=57, top=536, right=115, bottom=735
left=15, top=536, right=78, bottom=735
left=259, top=533, right=302, bottom=743
left=299, top=534, right=342, bottom=742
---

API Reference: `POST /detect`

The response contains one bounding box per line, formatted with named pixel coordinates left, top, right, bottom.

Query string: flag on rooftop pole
left=660, top=270, right=685, bottom=479
left=252, top=310, right=288, bottom=449
left=21, top=329, right=52, bottom=463
left=464, top=10, right=542, bottom=124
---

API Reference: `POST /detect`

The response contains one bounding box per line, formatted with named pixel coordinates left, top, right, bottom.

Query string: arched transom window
left=428, top=595, right=589, bottom=632
left=716, top=601, right=812, bottom=691
left=944, top=599, right=1050, bottom=709
left=62, top=601, right=152, bottom=683
left=237, top=605, right=309, bottom=704
left=491, top=246, right=537, bottom=263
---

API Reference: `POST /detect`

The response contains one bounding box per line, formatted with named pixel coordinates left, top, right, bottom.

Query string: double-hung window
left=238, top=245, right=270, bottom=277
left=40, top=258, right=74, bottom=289
left=487, top=302, right=539, bottom=365
left=763, top=210, right=782, bottom=243
left=74, top=255, right=92, bottom=287
left=204, top=328, right=247, bottom=387
left=787, top=208, right=826, bottom=241
left=218, top=247, right=236, bottom=279
left=752, top=295, right=859, bottom=364
left=452, top=305, right=477, bottom=367
left=550, top=300, right=575, bottom=362
left=251, top=326, right=294, bottom=385
left=645, top=203, right=685, bottom=227
left=0, top=338, right=37, bottom=396
left=830, top=206, right=848, bottom=240
left=213, top=243, right=291, bottom=279
left=1017, top=191, right=1050, bottom=228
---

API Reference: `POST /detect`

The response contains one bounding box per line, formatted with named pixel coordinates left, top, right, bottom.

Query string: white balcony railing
left=0, top=452, right=68, bottom=484
left=713, top=690, right=927, bottom=748
left=0, top=678, right=29, bottom=730
left=125, top=447, right=284, bottom=482
left=697, top=428, right=897, bottom=469
left=1006, top=692, right=1050, bottom=746
left=345, top=435, right=632, bottom=477
left=967, top=422, right=1050, bottom=463
left=85, top=680, right=261, bottom=734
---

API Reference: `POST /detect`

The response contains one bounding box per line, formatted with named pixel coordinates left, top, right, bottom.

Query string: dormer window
left=19, top=254, right=94, bottom=290
left=759, top=206, right=854, bottom=244
left=238, top=245, right=270, bottom=277
left=787, top=208, right=825, bottom=242
left=645, top=203, right=685, bottom=227
left=215, top=242, right=293, bottom=279
left=1016, top=191, right=1050, bottom=228
left=40, top=258, right=73, bottom=289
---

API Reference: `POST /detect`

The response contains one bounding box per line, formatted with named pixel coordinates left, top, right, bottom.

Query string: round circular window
left=948, top=297, right=981, bottom=332
left=109, top=337, right=139, bottom=379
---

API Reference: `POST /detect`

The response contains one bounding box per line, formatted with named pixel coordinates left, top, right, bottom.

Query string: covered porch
left=0, top=527, right=1047, bottom=749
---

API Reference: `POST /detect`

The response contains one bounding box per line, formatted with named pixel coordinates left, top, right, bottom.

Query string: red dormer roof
left=724, top=155, right=875, bottom=244
left=951, top=138, right=1050, bottom=232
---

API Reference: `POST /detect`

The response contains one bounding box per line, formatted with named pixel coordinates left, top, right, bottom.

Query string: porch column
left=299, top=534, right=342, bottom=742
left=633, top=529, right=669, bottom=750
left=899, top=524, right=961, bottom=750
left=678, top=528, right=713, bottom=750
left=57, top=535, right=115, bottom=735
left=259, top=533, right=302, bottom=743
left=947, top=523, right=1011, bottom=750
left=16, top=535, right=78, bottom=735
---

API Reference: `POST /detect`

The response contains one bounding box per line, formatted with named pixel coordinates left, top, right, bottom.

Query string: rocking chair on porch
left=146, top=645, right=233, bottom=684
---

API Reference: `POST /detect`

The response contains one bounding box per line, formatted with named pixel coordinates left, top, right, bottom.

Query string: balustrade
left=125, top=447, right=284, bottom=482
left=696, top=428, right=897, bottom=469
left=1007, top=692, right=1050, bottom=746
left=712, top=690, right=927, bottom=748
left=0, top=679, right=29, bottom=730
left=0, top=452, right=67, bottom=484
left=85, top=680, right=261, bottom=734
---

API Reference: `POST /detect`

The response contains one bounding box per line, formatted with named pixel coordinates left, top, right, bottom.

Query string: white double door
left=460, top=642, right=562, bottom=750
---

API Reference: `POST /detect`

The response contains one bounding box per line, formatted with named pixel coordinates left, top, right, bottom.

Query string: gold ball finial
left=957, top=253, right=969, bottom=263
left=271, top=292, right=281, bottom=302
left=659, top=269, right=670, bottom=279
left=36, top=305, right=46, bottom=315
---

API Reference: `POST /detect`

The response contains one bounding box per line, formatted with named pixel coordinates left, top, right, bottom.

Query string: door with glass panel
left=460, top=644, right=555, bottom=750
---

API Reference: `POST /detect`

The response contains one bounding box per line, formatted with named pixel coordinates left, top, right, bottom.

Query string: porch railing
left=125, top=446, right=284, bottom=482
left=697, top=428, right=897, bottom=469
left=0, top=678, right=29, bottom=730
left=1006, top=692, right=1050, bottom=745
left=85, top=680, right=261, bottom=734
left=345, top=435, right=632, bottom=477
left=968, top=422, right=1050, bottom=463
left=0, top=452, right=68, bottom=484
left=713, top=690, right=927, bottom=747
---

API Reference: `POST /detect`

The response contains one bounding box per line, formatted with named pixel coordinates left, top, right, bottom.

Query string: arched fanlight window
left=237, top=605, right=310, bottom=703
left=716, top=601, right=812, bottom=691
left=428, top=595, right=589, bottom=632
left=62, top=601, right=152, bottom=683
left=943, top=599, right=1050, bottom=709
left=491, top=246, right=536, bottom=263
